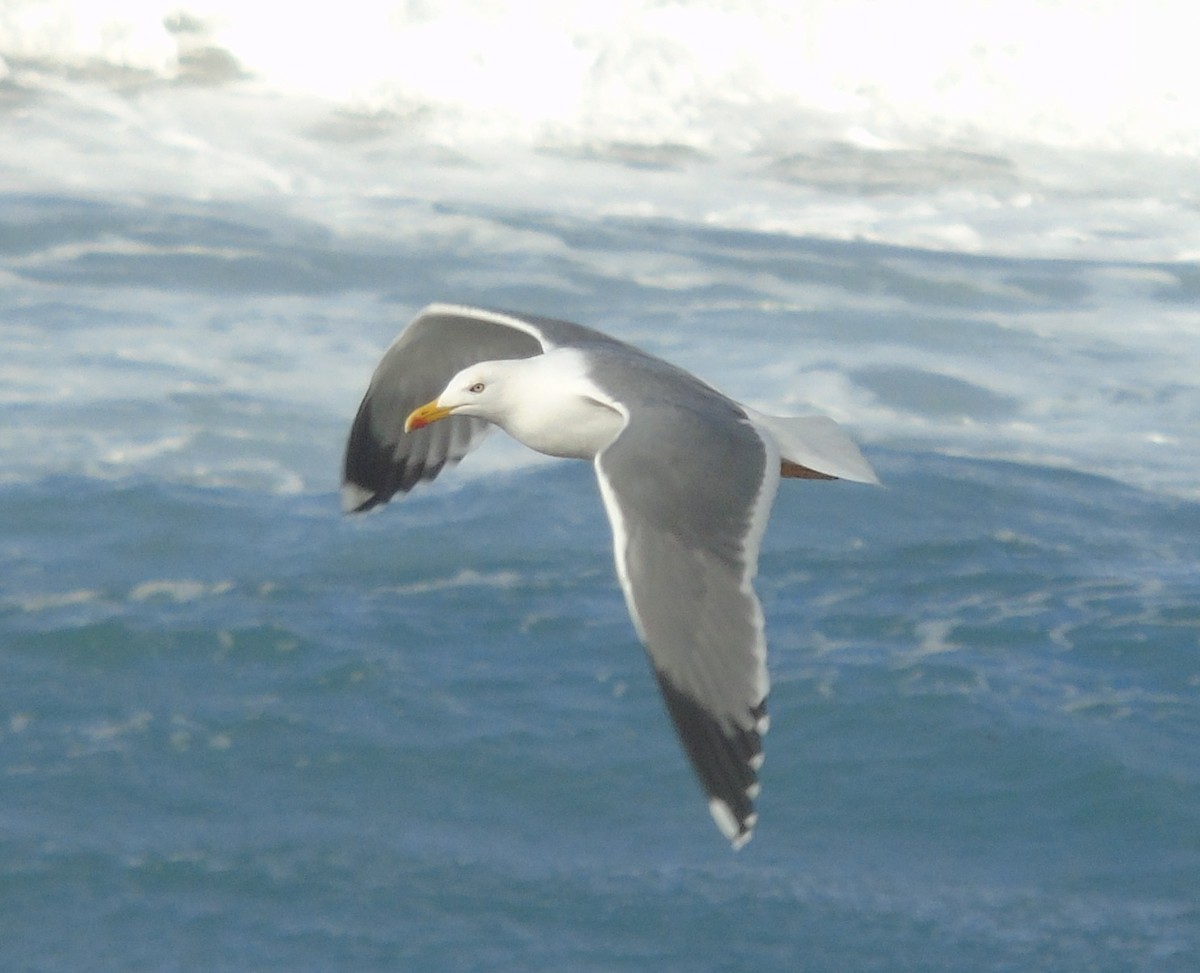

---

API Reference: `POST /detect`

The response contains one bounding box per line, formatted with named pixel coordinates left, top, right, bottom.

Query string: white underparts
left=496, top=350, right=625, bottom=459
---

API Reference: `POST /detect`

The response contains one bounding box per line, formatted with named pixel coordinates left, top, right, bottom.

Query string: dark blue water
left=5, top=5, right=1200, bottom=961
left=3, top=449, right=1197, bottom=971
left=3, top=124, right=1200, bottom=968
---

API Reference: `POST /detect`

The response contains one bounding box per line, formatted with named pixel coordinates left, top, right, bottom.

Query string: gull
left=342, top=303, right=878, bottom=847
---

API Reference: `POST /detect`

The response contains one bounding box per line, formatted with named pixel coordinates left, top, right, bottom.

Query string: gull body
left=343, top=303, right=878, bottom=847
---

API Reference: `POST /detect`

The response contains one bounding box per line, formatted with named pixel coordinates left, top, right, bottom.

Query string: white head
left=403, top=348, right=624, bottom=458
left=405, top=359, right=522, bottom=431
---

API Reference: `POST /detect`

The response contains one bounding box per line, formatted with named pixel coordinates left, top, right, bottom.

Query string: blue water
left=4, top=451, right=1199, bottom=969
left=3, top=194, right=1200, bottom=969
left=3, top=5, right=1200, bottom=966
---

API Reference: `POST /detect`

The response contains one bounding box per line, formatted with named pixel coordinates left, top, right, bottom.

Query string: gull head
left=405, top=359, right=520, bottom=432
left=403, top=349, right=624, bottom=460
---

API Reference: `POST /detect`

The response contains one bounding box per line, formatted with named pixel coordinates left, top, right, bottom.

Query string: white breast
left=495, top=349, right=626, bottom=460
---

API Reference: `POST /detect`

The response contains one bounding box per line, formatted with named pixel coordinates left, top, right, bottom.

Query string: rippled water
left=3, top=3, right=1199, bottom=969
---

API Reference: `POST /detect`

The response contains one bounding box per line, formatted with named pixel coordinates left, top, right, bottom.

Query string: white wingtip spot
left=340, top=482, right=375, bottom=513
left=756, top=712, right=771, bottom=735
left=708, top=798, right=755, bottom=850
left=750, top=752, right=765, bottom=771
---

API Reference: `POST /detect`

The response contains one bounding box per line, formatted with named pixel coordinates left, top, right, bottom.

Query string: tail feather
left=742, top=408, right=880, bottom=485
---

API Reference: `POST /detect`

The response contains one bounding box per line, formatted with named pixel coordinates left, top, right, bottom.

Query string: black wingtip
left=342, top=397, right=396, bottom=508
left=653, top=671, right=766, bottom=847
left=342, top=390, right=455, bottom=513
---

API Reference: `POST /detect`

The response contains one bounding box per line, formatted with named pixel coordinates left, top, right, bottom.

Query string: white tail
left=742, top=408, right=880, bottom=485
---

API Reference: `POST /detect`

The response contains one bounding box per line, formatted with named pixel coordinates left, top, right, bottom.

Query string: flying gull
left=342, top=303, right=878, bottom=848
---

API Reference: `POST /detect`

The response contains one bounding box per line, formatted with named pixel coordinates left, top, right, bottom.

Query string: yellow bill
left=404, top=399, right=454, bottom=432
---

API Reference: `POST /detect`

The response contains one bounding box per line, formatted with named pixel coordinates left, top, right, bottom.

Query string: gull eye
left=468, top=382, right=485, bottom=393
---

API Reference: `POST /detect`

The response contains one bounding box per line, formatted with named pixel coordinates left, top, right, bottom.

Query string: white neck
left=492, top=350, right=626, bottom=459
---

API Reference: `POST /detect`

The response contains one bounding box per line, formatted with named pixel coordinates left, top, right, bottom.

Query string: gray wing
left=593, top=394, right=779, bottom=848
left=342, top=303, right=623, bottom=511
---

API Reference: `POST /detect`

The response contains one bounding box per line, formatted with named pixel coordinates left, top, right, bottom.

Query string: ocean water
left=2, top=3, right=1199, bottom=970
